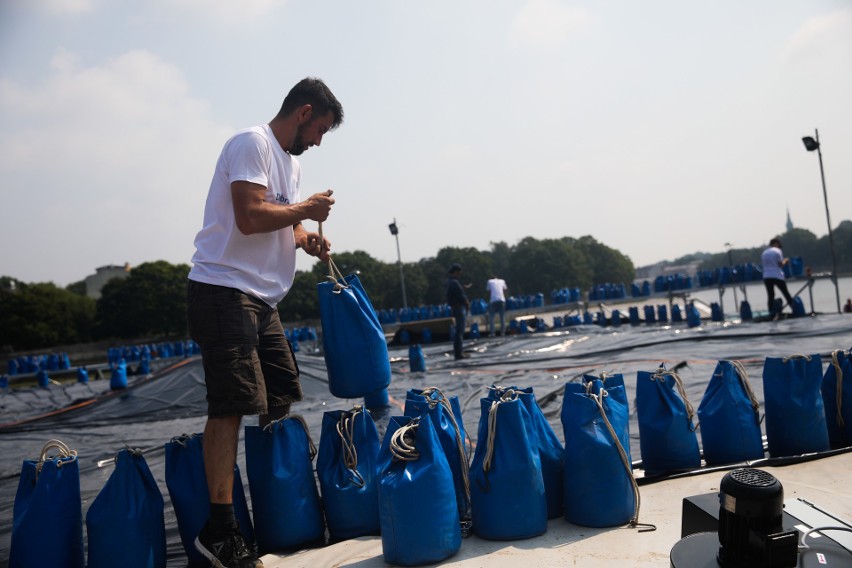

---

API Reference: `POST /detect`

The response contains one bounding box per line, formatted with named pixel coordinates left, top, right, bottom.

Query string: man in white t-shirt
left=761, top=237, right=794, bottom=316
left=486, top=275, right=508, bottom=336
left=186, top=77, right=342, bottom=568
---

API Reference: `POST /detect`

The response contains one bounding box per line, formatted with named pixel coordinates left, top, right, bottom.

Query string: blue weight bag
left=10, top=439, right=84, bottom=568
left=562, top=374, right=637, bottom=528
left=487, top=384, right=563, bottom=518
left=822, top=349, right=852, bottom=449
left=404, top=387, right=471, bottom=533
left=636, top=365, right=700, bottom=475
left=318, top=257, right=391, bottom=398
left=470, top=392, right=547, bottom=540
left=317, top=406, right=381, bottom=540
left=86, top=447, right=166, bottom=568
left=763, top=354, right=830, bottom=457
left=164, top=433, right=256, bottom=565
left=697, top=360, right=764, bottom=465
left=245, top=415, right=325, bottom=553
left=378, top=414, right=461, bottom=565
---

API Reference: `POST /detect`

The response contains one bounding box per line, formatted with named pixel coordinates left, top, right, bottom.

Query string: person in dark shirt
left=446, top=263, right=470, bottom=360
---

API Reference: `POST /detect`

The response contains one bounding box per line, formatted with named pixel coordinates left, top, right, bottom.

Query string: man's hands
left=296, top=228, right=331, bottom=262
left=300, top=189, right=335, bottom=222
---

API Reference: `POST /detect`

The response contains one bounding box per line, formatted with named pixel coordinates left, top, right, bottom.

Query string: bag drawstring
left=651, top=367, right=698, bottom=432
left=589, top=386, right=656, bottom=533
left=36, top=439, right=77, bottom=480
left=336, top=406, right=366, bottom=487
left=389, top=417, right=421, bottom=462
left=264, top=415, right=318, bottom=460
left=728, top=360, right=761, bottom=423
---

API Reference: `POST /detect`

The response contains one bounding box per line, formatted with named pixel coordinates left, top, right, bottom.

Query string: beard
left=289, top=123, right=308, bottom=155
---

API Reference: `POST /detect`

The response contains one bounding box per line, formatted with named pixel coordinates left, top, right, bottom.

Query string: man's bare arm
left=231, top=181, right=334, bottom=235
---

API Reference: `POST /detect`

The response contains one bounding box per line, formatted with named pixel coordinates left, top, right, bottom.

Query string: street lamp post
left=724, top=242, right=738, bottom=309
left=801, top=129, right=842, bottom=314
left=388, top=218, right=408, bottom=309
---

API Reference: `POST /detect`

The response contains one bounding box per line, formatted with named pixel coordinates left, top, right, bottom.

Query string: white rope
left=651, top=367, right=697, bottom=431
left=389, top=418, right=421, bottom=462
left=830, top=350, right=848, bottom=431
left=336, top=406, right=366, bottom=487
left=589, top=388, right=655, bottom=532
left=781, top=354, right=812, bottom=363
left=730, top=360, right=761, bottom=415
left=264, top=414, right=317, bottom=460
left=482, top=390, right=520, bottom=473
left=36, top=439, right=77, bottom=479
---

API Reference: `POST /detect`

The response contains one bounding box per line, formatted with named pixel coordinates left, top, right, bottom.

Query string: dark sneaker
left=194, top=521, right=263, bottom=568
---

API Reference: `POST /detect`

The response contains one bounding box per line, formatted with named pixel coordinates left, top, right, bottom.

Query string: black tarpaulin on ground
left=1, top=315, right=851, bottom=565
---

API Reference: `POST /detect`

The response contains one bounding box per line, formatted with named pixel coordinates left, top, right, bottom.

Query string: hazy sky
left=1, top=0, right=850, bottom=287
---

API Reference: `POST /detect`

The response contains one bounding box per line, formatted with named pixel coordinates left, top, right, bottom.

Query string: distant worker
left=486, top=275, right=508, bottom=337
left=760, top=237, right=794, bottom=316
left=446, top=263, right=470, bottom=360
left=844, top=298, right=852, bottom=314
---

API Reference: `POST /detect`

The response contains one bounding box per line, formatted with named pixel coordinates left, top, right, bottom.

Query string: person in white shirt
left=186, top=77, right=342, bottom=568
left=760, top=237, right=794, bottom=316
left=486, top=276, right=508, bottom=336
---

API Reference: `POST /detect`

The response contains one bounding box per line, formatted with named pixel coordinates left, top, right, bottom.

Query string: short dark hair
left=770, top=237, right=782, bottom=247
left=276, top=77, right=343, bottom=128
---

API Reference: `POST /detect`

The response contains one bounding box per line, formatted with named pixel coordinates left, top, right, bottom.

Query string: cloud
left=34, top=0, right=94, bottom=15
left=163, top=0, right=280, bottom=24
left=0, top=48, right=232, bottom=284
left=782, top=7, right=852, bottom=64
left=509, top=0, right=595, bottom=50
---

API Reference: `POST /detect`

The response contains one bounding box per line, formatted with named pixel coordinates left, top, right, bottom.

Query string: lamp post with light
left=388, top=218, right=408, bottom=309
left=801, top=129, right=841, bottom=314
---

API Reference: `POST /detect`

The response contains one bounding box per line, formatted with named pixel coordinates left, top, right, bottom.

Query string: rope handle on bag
left=727, top=360, right=761, bottom=417
left=390, top=417, right=421, bottom=461
left=36, top=439, right=78, bottom=478
left=337, top=406, right=366, bottom=487
left=588, top=391, right=656, bottom=533
left=263, top=414, right=318, bottom=461
left=651, top=367, right=698, bottom=431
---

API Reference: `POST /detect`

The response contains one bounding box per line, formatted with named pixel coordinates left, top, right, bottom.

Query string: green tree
left=507, top=237, right=592, bottom=296
left=95, top=261, right=189, bottom=339
left=0, top=278, right=95, bottom=350
left=574, top=236, right=636, bottom=285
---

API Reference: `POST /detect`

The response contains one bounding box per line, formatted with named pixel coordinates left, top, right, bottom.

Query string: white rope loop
left=651, top=367, right=697, bottom=428
left=36, top=439, right=77, bottom=479
left=782, top=354, right=812, bottom=363
left=390, top=418, right=421, bottom=462
left=336, top=406, right=366, bottom=487
left=482, top=390, right=520, bottom=474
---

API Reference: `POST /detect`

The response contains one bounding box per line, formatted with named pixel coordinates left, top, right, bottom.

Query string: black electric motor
left=717, top=468, right=798, bottom=567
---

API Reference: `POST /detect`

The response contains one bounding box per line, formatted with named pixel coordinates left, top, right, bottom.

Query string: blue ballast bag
left=562, top=375, right=636, bottom=528
left=697, top=360, right=764, bottom=465
left=245, top=415, right=324, bottom=553
left=763, top=354, right=830, bottom=457
left=10, top=439, right=84, bottom=568
left=822, top=349, right=852, bottom=449
left=86, top=448, right=166, bottom=568
left=636, top=366, right=700, bottom=475
left=487, top=385, right=563, bottom=518
left=317, top=406, right=381, bottom=540
left=470, top=393, right=547, bottom=540
left=378, top=414, right=461, bottom=565
left=164, top=433, right=255, bottom=565
left=318, top=259, right=391, bottom=398
left=404, top=387, right=471, bottom=530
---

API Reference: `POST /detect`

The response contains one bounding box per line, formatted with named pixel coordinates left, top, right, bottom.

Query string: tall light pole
left=724, top=242, right=738, bottom=308
left=801, top=129, right=842, bottom=314
left=388, top=218, right=408, bottom=309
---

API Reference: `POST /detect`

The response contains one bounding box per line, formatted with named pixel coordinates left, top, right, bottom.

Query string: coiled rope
left=36, top=439, right=77, bottom=480
left=336, top=406, right=366, bottom=487
left=389, top=417, right=421, bottom=462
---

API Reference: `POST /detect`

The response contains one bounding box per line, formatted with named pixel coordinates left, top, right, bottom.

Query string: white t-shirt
left=486, top=278, right=507, bottom=303
left=189, top=125, right=301, bottom=307
left=761, top=246, right=785, bottom=280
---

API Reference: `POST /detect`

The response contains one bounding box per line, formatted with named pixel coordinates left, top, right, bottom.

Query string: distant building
left=84, top=263, right=131, bottom=299
left=786, top=208, right=794, bottom=232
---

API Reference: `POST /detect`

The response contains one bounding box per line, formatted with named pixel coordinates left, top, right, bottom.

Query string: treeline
left=1, top=236, right=633, bottom=351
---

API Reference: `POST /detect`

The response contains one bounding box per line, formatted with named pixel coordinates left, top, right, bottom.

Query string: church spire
left=786, top=207, right=794, bottom=232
